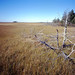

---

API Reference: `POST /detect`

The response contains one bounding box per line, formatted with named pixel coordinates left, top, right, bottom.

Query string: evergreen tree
left=62, top=9, right=75, bottom=24
left=68, top=9, right=75, bottom=23
left=71, top=17, right=75, bottom=24
left=53, top=18, right=60, bottom=23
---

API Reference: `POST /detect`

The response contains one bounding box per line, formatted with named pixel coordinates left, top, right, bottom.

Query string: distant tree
left=13, top=21, right=18, bottom=23
left=53, top=18, right=57, bottom=23
left=56, top=18, right=60, bottom=22
left=62, top=9, right=75, bottom=24
left=53, top=18, right=60, bottom=23
left=62, top=11, right=68, bottom=22
left=53, top=9, right=75, bottom=26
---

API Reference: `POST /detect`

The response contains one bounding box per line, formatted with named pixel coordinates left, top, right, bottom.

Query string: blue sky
left=0, top=0, right=75, bottom=22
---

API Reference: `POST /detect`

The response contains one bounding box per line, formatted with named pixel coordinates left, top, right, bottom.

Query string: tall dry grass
left=0, top=23, right=75, bottom=75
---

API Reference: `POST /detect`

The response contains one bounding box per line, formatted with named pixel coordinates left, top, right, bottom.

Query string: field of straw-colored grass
left=0, top=23, right=75, bottom=75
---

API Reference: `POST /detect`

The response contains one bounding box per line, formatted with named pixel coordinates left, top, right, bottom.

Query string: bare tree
left=63, top=12, right=68, bottom=48
left=34, top=16, right=75, bottom=64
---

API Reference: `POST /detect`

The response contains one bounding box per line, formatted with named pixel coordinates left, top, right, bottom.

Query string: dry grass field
left=0, top=23, right=75, bottom=75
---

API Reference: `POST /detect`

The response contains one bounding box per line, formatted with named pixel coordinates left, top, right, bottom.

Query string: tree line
left=53, top=9, right=75, bottom=25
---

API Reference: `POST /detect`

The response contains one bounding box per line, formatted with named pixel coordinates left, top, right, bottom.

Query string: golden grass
left=0, top=23, right=75, bottom=75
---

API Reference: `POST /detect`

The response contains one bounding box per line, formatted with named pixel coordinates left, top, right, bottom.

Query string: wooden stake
left=56, top=29, right=59, bottom=49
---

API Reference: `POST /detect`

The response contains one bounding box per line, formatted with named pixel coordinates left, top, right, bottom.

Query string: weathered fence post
left=56, top=29, right=59, bottom=49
